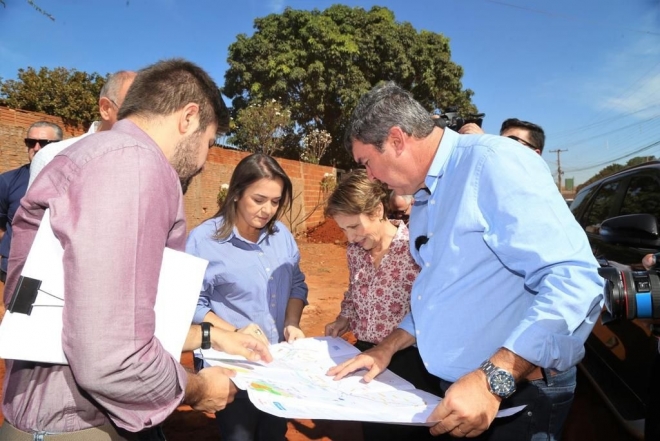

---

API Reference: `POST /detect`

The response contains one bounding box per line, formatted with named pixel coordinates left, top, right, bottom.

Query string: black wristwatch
left=479, top=359, right=516, bottom=398
left=201, top=322, right=213, bottom=350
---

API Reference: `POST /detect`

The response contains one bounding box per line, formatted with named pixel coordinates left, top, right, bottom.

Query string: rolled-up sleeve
left=478, top=147, right=604, bottom=371
left=55, top=146, right=188, bottom=431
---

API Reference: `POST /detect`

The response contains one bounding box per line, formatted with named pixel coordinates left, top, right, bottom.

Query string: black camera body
left=598, top=263, right=660, bottom=324
left=434, top=107, right=485, bottom=132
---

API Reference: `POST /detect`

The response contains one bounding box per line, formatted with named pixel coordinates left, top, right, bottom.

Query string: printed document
left=199, top=336, right=525, bottom=425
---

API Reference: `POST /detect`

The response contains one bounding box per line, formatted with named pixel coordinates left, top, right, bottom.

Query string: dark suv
left=570, top=161, right=660, bottom=439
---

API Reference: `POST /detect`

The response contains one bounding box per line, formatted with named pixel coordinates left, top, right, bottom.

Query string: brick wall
left=0, top=107, right=86, bottom=171
left=0, top=106, right=335, bottom=233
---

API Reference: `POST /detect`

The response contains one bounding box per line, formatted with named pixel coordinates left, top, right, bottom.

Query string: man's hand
left=643, top=253, right=656, bottom=270
left=237, top=323, right=269, bottom=346
left=212, top=328, right=273, bottom=363
left=427, top=370, right=501, bottom=437
left=186, top=366, right=238, bottom=414
left=284, top=325, right=305, bottom=343
left=325, top=316, right=350, bottom=338
left=326, top=345, right=393, bottom=382
left=458, top=123, right=485, bottom=135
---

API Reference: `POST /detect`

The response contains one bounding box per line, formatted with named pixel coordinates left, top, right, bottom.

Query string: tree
left=0, top=67, right=106, bottom=128
left=576, top=156, right=657, bottom=192
left=224, top=5, right=477, bottom=168
left=228, top=99, right=293, bottom=155
left=301, top=128, right=332, bottom=164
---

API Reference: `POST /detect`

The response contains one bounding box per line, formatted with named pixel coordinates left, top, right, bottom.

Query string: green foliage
left=0, top=66, right=106, bottom=129
left=228, top=99, right=293, bottom=155
left=576, top=156, right=657, bottom=192
left=224, top=5, right=477, bottom=167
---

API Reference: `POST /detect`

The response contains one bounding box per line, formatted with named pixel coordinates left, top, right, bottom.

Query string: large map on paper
left=199, top=336, right=442, bottom=425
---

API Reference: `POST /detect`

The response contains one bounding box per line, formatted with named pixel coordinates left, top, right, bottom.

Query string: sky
left=1, top=0, right=659, bottom=186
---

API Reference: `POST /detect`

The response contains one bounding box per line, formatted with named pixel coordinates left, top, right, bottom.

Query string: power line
left=564, top=139, right=660, bottom=173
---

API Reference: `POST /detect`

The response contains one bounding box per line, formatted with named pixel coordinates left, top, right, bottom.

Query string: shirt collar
left=421, top=128, right=460, bottom=196
left=87, top=121, right=101, bottom=134
left=215, top=221, right=280, bottom=245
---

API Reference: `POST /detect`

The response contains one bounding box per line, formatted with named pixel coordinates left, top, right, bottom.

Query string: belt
left=525, top=366, right=558, bottom=382
left=0, top=421, right=140, bottom=441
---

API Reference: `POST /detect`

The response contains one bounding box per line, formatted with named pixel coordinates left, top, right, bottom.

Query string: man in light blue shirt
left=329, top=82, right=604, bottom=440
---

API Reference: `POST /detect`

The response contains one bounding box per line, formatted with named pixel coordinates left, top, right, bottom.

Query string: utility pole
left=549, top=149, right=568, bottom=190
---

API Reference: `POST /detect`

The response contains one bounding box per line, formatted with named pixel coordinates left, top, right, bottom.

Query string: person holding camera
left=640, top=253, right=660, bottom=441
left=328, top=82, right=604, bottom=440
left=459, top=118, right=546, bottom=155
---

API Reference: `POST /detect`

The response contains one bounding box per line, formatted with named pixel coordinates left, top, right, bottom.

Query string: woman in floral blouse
left=324, top=169, right=440, bottom=441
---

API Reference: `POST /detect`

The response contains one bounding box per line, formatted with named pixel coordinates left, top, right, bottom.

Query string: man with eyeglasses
left=0, top=121, right=62, bottom=283
left=459, top=117, right=546, bottom=155
left=28, top=70, right=137, bottom=188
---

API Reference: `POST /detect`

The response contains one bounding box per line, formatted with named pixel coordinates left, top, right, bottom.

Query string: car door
left=577, top=169, right=660, bottom=428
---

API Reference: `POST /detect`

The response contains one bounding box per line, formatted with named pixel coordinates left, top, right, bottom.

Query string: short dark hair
left=343, top=82, right=435, bottom=155
left=118, top=58, right=229, bottom=134
left=500, top=118, right=545, bottom=153
left=212, top=153, right=293, bottom=240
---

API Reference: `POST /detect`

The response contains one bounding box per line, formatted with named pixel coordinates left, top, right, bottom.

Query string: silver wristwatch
left=479, top=360, right=516, bottom=398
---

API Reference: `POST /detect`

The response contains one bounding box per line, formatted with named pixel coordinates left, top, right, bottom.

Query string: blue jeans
left=437, top=366, right=577, bottom=441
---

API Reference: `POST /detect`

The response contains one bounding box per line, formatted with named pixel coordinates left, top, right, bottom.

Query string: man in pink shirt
left=0, top=59, right=251, bottom=440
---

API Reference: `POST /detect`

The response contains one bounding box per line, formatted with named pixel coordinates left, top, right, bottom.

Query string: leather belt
left=525, top=366, right=558, bottom=382
left=0, top=421, right=139, bottom=441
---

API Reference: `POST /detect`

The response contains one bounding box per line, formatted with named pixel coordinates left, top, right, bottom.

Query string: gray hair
left=343, top=81, right=435, bottom=154
left=27, top=121, right=63, bottom=140
left=99, top=70, right=135, bottom=102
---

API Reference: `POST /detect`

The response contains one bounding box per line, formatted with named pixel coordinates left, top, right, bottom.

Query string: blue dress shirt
left=0, top=164, right=30, bottom=273
left=400, top=129, right=604, bottom=382
left=187, top=217, right=308, bottom=344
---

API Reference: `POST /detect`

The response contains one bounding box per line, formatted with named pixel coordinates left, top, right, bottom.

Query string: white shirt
left=28, top=121, right=100, bottom=188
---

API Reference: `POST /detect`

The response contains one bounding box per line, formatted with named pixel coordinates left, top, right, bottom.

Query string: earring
left=234, top=198, right=238, bottom=202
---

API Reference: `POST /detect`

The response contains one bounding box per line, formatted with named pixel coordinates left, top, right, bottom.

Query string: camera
left=598, top=265, right=660, bottom=323
left=434, top=107, right=485, bottom=132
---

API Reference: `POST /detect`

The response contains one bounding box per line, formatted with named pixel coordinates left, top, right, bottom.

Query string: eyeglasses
left=507, top=135, right=538, bottom=151
left=24, top=138, right=56, bottom=149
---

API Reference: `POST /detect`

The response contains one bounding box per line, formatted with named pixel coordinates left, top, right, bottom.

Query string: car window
left=583, top=181, right=620, bottom=233
left=620, top=175, right=660, bottom=220
left=571, top=186, right=598, bottom=215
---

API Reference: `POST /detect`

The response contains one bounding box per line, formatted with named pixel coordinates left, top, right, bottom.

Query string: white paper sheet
left=0, top=209, right=208, bottom=364
left=198, top=336, right=526, bottom=425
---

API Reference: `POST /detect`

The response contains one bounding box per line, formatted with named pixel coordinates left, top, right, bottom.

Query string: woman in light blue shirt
left=187, top=153, right=308, bottom=441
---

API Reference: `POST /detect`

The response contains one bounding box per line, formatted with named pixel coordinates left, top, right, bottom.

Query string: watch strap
left=201, top=322, right=213, bottom=350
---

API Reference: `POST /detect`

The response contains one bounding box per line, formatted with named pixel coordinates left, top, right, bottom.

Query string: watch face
left=489, top=370, right=516, bottom=397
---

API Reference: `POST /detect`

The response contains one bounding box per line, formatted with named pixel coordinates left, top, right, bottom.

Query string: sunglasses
left=507, top=135, right=538, bottom=151
left=24, top=138, right=56, bottom=149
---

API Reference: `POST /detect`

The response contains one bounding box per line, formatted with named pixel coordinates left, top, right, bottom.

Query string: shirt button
left=416, top=330, right=420, bottom=335
left=424, top=362, right=429, bottom=368
left=266, top=268, right=270, bottom=272
left=425, top=262, right=430, bottom=267
left=428, top=232, right=433, bottom=237
left=270, top=277, right=273, bottom=280
left=259, top=252, right=264, bottom=256
left=430, top=200, right=435, bottom=205
left=417, top=295, right=422, bottom=300
left=271, top=303, right=275, bottom=307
